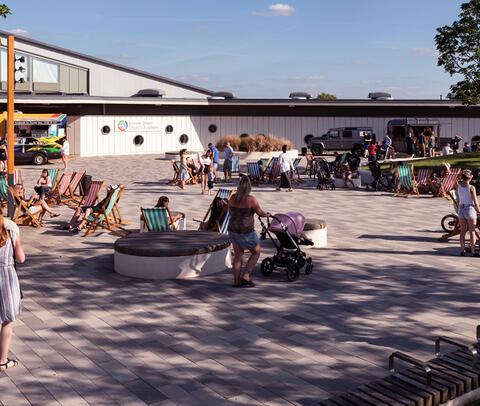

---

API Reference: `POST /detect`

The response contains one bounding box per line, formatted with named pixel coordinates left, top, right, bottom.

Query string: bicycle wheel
left=441, top=214, right=458, bottom=233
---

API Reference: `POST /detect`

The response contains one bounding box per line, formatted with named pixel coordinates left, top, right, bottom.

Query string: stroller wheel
left=286, top=263, right=300, bottom=282
left=305, top=261, right=313, bottom=275
left=261, top=257, right=275, bottom=276
left=441, top=214, right=458, bottom=233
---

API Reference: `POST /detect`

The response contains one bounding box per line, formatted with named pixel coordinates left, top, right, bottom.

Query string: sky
left=1, top=0, right=466, bottom=99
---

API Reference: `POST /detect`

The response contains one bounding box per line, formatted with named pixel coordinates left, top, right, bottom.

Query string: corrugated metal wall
left=79, top=115, right=480, bottom=156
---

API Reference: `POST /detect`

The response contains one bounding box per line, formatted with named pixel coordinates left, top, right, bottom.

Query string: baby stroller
left=366, top=160, right=389, bottom=191
left=259, top=212, right=314, bottom=282
left=315, top=158, right=336, bottom=190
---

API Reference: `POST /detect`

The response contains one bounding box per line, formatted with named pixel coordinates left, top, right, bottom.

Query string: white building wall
left=78, top=115, right=480, bottom=156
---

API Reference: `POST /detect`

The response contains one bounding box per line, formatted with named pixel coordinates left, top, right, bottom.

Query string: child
left=368, top=141, right=377, bottom=162
left=207, top=166, right=214, bottom=195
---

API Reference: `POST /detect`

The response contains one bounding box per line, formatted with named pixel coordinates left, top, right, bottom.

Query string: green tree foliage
left=317, top=92, right=337, bottom=100
left=0, top=4, right=10, bottom=18
left=435, top=0, right=480, bottom=105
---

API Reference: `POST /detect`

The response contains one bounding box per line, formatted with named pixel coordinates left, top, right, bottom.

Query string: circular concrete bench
left=114, top=231, right=231, bottom=279
left=304, top=219, right=327, bottom=248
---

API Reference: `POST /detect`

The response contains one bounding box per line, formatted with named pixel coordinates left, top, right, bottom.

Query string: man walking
left=223, top=142, right=234, bottom=182
left=277, top=144, right=293, bottom=192
left=451, top=135, right=463, bottom=154
left=416, top=131, right=426, bottom=157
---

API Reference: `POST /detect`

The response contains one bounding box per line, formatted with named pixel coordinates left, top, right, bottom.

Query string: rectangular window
left=342, top=131, right=353, bottom=138
left=33, top=58, right=59, bottom=83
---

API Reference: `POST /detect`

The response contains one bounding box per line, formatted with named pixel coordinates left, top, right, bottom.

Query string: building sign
left=115, top=119, right=161, bottom=132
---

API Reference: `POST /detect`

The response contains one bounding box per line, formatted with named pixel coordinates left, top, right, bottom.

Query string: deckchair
left=231, top=155, right=240, bottom=175
left=62, top=171, right=85, bottom=204
left=46, top=172, right=73, bottom=205
left=71, top=180, right=104, bottom=209
left=170, top=160, right=180, bottom=184
left=111, top=185, right=126, bottom=225
left=141, top=207, right=173, bottom=232
left=47, top=168, right=59, bottom=187
left=83, top=186, right=123, bottom=236
left=196, top=188, right=233, bottom=230
left=14, top=169, right=23, bottom=186
left=247, top=162, right=262, bottom=183
left=436, top=167, right=461, bottom=199
left=9, top=187, right=43, bottom=227
left=415, top=168, right=432, bottom=194
left=268, top=157, right=281, bottom=183
left=395, top=164, right=419, bottom=196
left=292, top=157, right=303, bottom=183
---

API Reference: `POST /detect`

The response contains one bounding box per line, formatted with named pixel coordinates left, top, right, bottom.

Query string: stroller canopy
left=269, top=212, right=306, bottom=238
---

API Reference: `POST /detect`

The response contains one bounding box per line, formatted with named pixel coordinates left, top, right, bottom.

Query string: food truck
left=0, top=113, right=66, bottom=165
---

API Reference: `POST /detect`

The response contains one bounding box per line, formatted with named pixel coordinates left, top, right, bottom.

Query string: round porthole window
left=101, top=125, right=111, bottom=135
left=208, top=124, right=217, bottom=133
left=179, top=134, right=189, bottom=145
left=165, top=125, right=173, bottom=134
left=134, top=135, right=144, bottom=146
left=304, top=134, right=314, bottom=144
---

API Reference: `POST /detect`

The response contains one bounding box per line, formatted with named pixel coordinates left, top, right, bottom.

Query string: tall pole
left=6, top=35, right=14, bottom=217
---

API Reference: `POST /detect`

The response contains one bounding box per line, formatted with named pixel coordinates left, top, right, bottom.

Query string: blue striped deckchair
left=83, top=186, right=123, bottom=236
left=395, top=164, right=419, bottom=196
left=219, top=210, right=230, bottom=234
left=47, top=168, right=59, bottom=187
left=231, top=155, right=240, bottom=175
left=0, top=175, right=7, bottom=202
left=141, top=207, right=172, bottom=232
left=247, top=162, right=262, bottom=183
left=268, top=157, right=281, bottom=182
left=199, top=188, right=233, bottom=225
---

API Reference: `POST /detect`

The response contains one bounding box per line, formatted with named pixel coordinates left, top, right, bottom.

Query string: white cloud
left=412, top=47, right=439, bottom=57
left=253, top=3, right=295, bottom=17
left=8, top=28, right=29, bottom=36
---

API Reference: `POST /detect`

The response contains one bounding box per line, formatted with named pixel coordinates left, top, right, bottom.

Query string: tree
left=317, top=92, right=337, bottom=100
left=435, top=0, right=480, bottom=105
left=0, top=4, right=10, bottom=18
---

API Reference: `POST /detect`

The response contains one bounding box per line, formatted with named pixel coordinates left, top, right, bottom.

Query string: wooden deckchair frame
left=62, top=171, right=85, bottom=204
left=47, top=172, right=73, bottom=205
left=436, top=167, right=461, bottom=199
left=201, top=188, right=233, bottom=224
left=83, top=186, right=125, bottom=236
left=69, top=180, right=104, bottom=209
left=9, top=186, right=43, bottom=228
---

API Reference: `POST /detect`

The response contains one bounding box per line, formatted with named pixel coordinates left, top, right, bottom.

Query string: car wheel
left=32, top=153, right=47, bottom=165
left=311, top=144, right=324, bottom=156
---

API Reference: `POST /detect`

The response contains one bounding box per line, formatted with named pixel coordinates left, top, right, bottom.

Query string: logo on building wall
left=117, top=120, right=129, bottom=132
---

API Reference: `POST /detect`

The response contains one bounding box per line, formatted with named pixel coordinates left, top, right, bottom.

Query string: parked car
left=308, top=127, right=374, bottom=155
left=14, top=136, right=62, bottom=165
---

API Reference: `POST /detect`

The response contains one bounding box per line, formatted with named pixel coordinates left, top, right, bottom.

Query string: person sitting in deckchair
left=199, top=197, right=227, bottom=231
left=14, top=185, right=60, bottom=223
left=69, top=185, right=122, bottom=233
left=154, top=196, right=183, bottom=230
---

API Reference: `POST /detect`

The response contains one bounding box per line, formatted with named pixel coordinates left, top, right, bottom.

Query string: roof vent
left=209, top=91, right=235, bottom=99
left=289, top=92, right=312, bottom=100
left=368, top=92, right=393, bottom=100
left=132, top=89, right=165, bottom=98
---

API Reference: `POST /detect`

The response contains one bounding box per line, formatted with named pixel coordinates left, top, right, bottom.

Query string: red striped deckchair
left=436, top=167, right=461, bottom=198
left=60, top=171, right=85, bottom=204
left=47, top=172, right=73, bottom=205
left=415, top=168, right=432, bottom=193
left=70, top=180, right=104, bottom=209
left=268, top=157, right=281, bottom=183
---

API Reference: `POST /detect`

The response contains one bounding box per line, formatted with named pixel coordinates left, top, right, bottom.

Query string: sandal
left=0, top=359, right=18, bottom=371
left=241, top=279, right=255, bottom=288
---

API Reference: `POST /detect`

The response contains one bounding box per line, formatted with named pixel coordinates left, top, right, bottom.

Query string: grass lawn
left=362, top=152, right=480, bottom=171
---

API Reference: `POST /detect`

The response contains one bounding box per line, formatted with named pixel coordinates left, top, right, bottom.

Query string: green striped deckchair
left=47, top=168, right=59, bottom=187
left=83, top=186, right=122, bottom=236
left=141, top=207, right=172, bottom=232
left=395, top=164, right=419, bottom=196
left=0, top=176, right=7, bottom=201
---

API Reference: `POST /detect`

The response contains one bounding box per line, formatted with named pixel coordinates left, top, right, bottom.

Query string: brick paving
left=1, top=154, right=479, bottom=405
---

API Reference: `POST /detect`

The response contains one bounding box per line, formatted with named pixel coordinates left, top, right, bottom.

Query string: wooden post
left=6, top=35, right=14, bottom=216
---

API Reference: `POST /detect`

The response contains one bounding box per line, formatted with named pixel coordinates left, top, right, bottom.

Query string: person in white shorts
left=60, top=137, right=70, bottom=170
left=457, top=169, right=480, bottom=256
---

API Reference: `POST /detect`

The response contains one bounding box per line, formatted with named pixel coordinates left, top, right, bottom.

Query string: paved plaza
left=1, top=155, right=479, bottom=405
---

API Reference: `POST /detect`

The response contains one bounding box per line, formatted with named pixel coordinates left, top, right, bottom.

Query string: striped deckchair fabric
left=231, top=155, right=240, bottom=174
left=83, top=186, right=123, bottom=236
left=437, top=167, right=461, bottom=198
left=47, top=172, right=73, bottom=204
left=219, top=211, right=230, bottom=234
left=0, top=175, right=8, bottom=201
left=63, top=171, right=85, bottom=203
left=201, top=188, right=233, bottom=223
left=292, top=157, right=303, bottom=182
left=69, top=180, right=104, bottom=209
left=14, top=169, right=23, bottom=186
left=47, top=169, right=59, bottom=187
left=269, top=157, right=281, bottom=182
left=9, top=186, right=43, bottom=227
left=247, top=162, right=262, bottom=182
left=415, top=168, right=432, bottom=192
left=395, top=164, right=419, bottom=196
left=141, top=207, right=172, bottom=232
